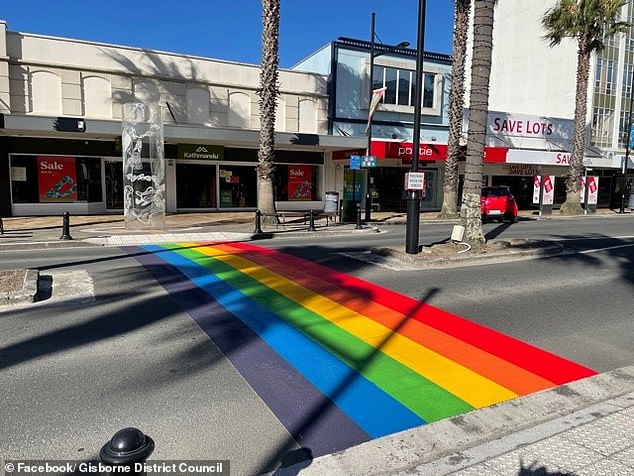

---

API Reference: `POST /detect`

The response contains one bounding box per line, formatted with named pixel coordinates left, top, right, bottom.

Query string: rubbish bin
left=341, top=200, right=358, bottom=223
left=628, top=192, right=634, bottom=210
left=324, top=191, right=339, bottom=215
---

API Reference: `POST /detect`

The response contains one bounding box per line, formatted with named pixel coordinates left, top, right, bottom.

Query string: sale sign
left=37, top=156, right=77, bottom=202
left=533, top=175, right=555, bottom=205
left=579, top=176, right=599, bottom=204
left=288, top=165, right=313, bottom=201
left=543, top=175, right=555, bottom=204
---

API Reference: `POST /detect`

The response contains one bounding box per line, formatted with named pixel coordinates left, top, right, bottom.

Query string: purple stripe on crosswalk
left=132, top=247, right=371, bottom=457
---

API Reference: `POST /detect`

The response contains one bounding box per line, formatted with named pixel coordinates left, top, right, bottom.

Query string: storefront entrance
left=366, top=167, right=441, bottom=211
left=176, top=163, right=216, bottom=208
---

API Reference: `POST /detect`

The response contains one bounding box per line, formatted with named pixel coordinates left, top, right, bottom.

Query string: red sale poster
left=288, top=165, right=313, bottom=201
left=37, top=156, right=77, bottom=202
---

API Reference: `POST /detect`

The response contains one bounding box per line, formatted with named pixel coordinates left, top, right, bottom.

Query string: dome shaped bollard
left=100, top=427, right=154, bottom=472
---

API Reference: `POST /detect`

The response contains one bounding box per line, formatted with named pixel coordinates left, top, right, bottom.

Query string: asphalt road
left=0, top=247, right=301, bottom=476
left=0, top=215, right=632, bottom=474
left=259, top=216, right=634, bottom=372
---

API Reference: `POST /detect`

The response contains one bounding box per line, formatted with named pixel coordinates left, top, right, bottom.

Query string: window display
left=10, top=155, right=102, bottom=204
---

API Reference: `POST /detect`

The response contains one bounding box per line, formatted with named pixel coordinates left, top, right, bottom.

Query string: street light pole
left=364, top=16, right=409, bottom=223
left=365, top=12, right=377, bottom=222
left=405, top=0, right=426, bottom=254
left=621, top=70, right=634, bottom=213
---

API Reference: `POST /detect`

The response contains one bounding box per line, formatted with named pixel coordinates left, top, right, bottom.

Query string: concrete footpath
left=273, top=367, right=634, bottom=475
left=1, top=209, right=634, bottom=475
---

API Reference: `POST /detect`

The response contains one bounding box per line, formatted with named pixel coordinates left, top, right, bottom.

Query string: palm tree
left=439, top=0, right=471, bottom=219
left=543, top=0, right=629, bottom=215
left=461, top=0, right=496, bottom=248
left=257, top=0, right=280, bottom=219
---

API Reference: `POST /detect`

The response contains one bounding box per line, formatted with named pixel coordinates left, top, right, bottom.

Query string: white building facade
left=0, top=21, right=364, bottom=217
left=466, top=1, right=634, bottom=208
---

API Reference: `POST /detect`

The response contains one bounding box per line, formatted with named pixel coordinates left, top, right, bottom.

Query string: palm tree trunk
left=560, top=37, right=589, bottom=215
left=439, top=0, right=470, bottom=219
left=257, top=0, right=279, bottom=220
left=461, top=0, right=495, bottom=249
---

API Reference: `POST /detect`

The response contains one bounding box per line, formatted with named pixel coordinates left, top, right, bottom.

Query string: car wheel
left=505, top=213, right=517, bottom=223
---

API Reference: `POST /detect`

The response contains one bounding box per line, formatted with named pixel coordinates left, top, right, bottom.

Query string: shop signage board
left=533, top=175, right=555, bottom=205
left=37, top=156, right=77, bottom=202
left=178, top=144, right=224, bottom=160
left=462, top=110, right=575, bottom=141
left=506, top=149, right=608, bottom=168
left=350, top=155, right=362, bottom=170
left=405, top=172, right=425, bottom=190
left=370, top=141, right=507, bottom=163
left=580, top=176, right=599, bottom=204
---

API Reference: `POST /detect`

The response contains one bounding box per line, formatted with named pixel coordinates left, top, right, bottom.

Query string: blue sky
left=2, top=1, right=455, bottom=68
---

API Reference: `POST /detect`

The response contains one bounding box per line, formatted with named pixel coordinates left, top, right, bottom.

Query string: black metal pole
left=621, top=68, right=634, bottom=213
left=308, top=209, right=317, bottom=231
left=365, top=12, right=376, bottom=223
left=254, top=209, right=263, bottom=235
left=352, top=168, right=357, bottom=221
left=405, top=0, right=426, bottom=254
left=59, top=211, right=73, bottom=240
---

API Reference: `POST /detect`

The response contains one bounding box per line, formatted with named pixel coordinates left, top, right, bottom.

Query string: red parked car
left=481, top=186, right=519, bottom=223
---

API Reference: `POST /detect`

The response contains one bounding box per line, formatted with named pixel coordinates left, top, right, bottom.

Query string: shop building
left=293, top=37, right=453, bottom=212
left=0, top=21, right=365, bottom=217
left=464, top=2, right=634, bottom=208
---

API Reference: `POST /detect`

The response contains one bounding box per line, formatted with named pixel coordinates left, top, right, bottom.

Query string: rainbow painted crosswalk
left=132, top=242, right=597, bottom=456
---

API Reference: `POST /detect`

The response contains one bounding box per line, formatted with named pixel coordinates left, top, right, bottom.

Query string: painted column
left=122, top=102, right=165, bottom=229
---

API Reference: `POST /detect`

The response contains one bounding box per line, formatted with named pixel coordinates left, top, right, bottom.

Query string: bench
left=254, top=208, right=338, bottom=233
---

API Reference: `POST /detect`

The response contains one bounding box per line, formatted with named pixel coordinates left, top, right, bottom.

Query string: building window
left=30, top=71, right=62, bottom=115
left=10, top=155, right=102, bottom=204
left=83, top=76, right=112, bottom=118
left=591, top=107, right=614, bottom=147
left=619, top=109, right=632, bottom=148
left=372, top=65, right=436, bottom=109
left=298, top=99, right=318, bottom=133
left=623, top=64, right=634, bottom=98
left=595, top=59, right=616, bottom=95
left=228, top=92, right=251, bottom=128
left=186, top=88, right=210, bottom=124
left=134, top=79, right=160, bottom=103
left=219, top=165, right=256, bottom=208
left=274, top=164, right=321, bottom=201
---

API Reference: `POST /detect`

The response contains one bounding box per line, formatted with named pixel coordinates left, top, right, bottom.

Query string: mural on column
left=122, top=102, right=165, bottom=229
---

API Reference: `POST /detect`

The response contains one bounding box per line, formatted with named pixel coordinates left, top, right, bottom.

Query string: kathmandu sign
left=178, top=144, right=225, bottom=160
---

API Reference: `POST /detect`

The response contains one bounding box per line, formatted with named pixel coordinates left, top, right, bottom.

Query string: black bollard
left=0, top=216, right=4, bottom=235
left=100, top=427, right=154, bottom=475
left=254, top=209, right=263, bottom=235
left=308, top=209, right=316, bottom=232
left=59, top=211, right=73, bottom=240
left=355, top=202, right=362, bottom=229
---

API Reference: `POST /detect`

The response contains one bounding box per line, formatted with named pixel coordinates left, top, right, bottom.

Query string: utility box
left=451, top=225, right=465, bottom=242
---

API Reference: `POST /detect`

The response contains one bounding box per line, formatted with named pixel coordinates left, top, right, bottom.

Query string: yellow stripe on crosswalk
left=181, top=243, right=518, bottom=408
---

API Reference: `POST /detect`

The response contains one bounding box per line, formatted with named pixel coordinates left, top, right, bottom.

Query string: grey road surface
left=0, top=216, right=632, bottom=474
left=0, top=248, right=302, bottom=476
